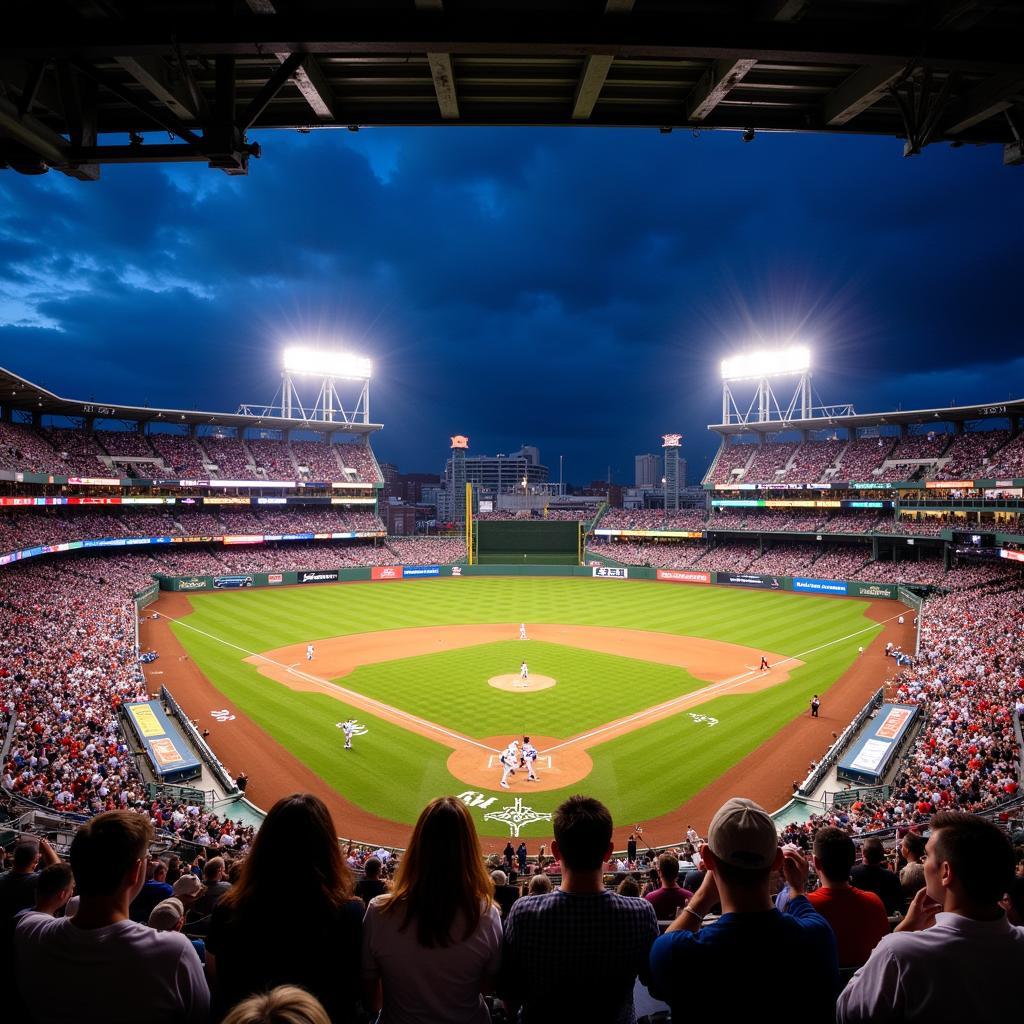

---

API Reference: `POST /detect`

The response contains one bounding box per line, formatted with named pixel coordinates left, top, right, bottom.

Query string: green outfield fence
left=154, top=562, right=904, bottom=600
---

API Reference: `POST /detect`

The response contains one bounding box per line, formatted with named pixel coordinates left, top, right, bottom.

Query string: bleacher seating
left=706, top=442, right=756, bottom=485
left=933, top=429, right=1009, bottom=479
left=741, top=442, right=799, bottom=484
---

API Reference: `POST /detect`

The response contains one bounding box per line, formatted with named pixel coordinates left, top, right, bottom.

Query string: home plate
left=488, top=673, right=557, bottom=692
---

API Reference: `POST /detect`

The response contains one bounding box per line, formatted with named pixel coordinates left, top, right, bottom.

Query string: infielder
left=306, top=644, right=314, bottom=662
left=522, top=736, right=539, bottom=781
left=519, top=623, right=528, bottom=640
left=499, top=748, right=517, bottom=789
left=336, top=719, right=356, bottom=749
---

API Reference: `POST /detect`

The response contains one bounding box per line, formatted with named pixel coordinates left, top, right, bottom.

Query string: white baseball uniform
left=500, top=750, right=516, bottom=788
left=519, top=623, right=528, bottom=640
left=306, top=644, right=314, bottom=661
left=523, top=741, right=538, bottom=780
left=338, top=720, right=355, bottom=749
left=520, top=661, right=528, bottom=680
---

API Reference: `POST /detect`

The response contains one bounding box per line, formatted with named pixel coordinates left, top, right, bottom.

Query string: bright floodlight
left=720, top=345, right=810, bottom=382
left=283, top=346, right=372, bottom=379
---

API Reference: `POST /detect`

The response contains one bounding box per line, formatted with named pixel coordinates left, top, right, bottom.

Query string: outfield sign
left=715, top=573, right=784, bottom=589
left=299, top=570, right=339, bottom=584
left=403, top=565, right=440, bottom=577
left=656, top=569, right=711, bottom=584
left=371, top=565, right=404, bottom=580
left=792, top=577, right=849, bottom=595
left=592, top=566, right=628, bottom=579
left=848, top=582, right=897, bottom=600
left=594, top=528, right=703, bottom=539
left=213, top=575, right=254, bottom=589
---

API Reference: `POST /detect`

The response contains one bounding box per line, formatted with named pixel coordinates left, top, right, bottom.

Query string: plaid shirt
left=499, top=889, right=659, bottom=1024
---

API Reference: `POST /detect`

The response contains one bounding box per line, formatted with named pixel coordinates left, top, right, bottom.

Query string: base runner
left=522, top=736, right=539, bottom=781
left=499, top=748, right=517, bottom=789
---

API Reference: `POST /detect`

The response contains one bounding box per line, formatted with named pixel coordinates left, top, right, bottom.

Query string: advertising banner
left=792, top=577, right=849, bottom=595
left=656, top=569, right=711, bottom=584
left=592, top=566, right=628, bottom=578
left=715, top=573, right=784, bottom=589
left=371, top=565, right=404, bottom=581
left=403, top=565, right=440, bottom=577
left=594, top=529, right=703, bottom=539
left=213, top=575, right=254, bottom=589
left=267, top=573, right=284, bottom=584
left=174, top=576, right=212, bottom=591
left=925, top=480, right=975, bottom=489
left=124, top=701, right=201, bottom=783
left=299, top=570, right=339, bottom=584
left=848, top=582, right=897, bottom=600
left=222, top=534, right=265, bottom=545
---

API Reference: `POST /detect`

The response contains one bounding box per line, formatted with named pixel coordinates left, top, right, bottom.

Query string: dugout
left=474, top=520, right=581, bottom=566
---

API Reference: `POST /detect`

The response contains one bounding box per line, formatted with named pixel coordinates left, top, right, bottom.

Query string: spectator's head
left=552, top=795, right=613, bottom=873
left=812, top=827, right=855, bottom=884
left=34, top=862, right=74, bottom=914
left=172, top=873, right=206, bottom=908
left=204, top=856, right=225, bottom=883
left=703, top=797, right=781, bottom=890
left=861, top=837, right=885, bottom=865
left=12, top=839, right=40, bottom=872
left=363, top=856, right=382, bottom=880
left=220, top=985, right=331, bottom=1024
left=220, top=794, right=352, bottom=917
left=69, top=811, right=153, bottom=901
left=901, top=831, right=926, bottom=863
left=384, top=796, right=492, bottom=948
left=490, top=870, right=507, bottom=886
left=927, top=811, right=1015, bottom=913
left=657, top=852, right=680, bottom=886
left=151, top=859, right=168, bottom=883
left=149, top=897, right=185, bottom=932
left=616, top=876, right=641, bottom=897
left=527, top=873, right=552, bottom=896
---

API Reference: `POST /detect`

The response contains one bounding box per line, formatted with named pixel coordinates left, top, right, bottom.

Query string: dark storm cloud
left=0, top=126, right=1020, bottom=481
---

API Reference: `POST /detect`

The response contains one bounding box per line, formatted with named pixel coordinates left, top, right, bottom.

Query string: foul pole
left=465, top=482, right=473, bottom=565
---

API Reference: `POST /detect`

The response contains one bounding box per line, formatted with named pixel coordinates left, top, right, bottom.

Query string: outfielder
left=499, top=748, right=517, bottom=789
left=306, top=644, right=314, bottom=662
left=519, top=623, right=528, bottom=640
left=522, top=736, right=539, bottom=781
left=336, top=719, right=356, bottom=749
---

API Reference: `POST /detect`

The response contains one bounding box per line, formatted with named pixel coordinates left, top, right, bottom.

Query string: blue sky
left=1, top=126, right=1021, bottom=484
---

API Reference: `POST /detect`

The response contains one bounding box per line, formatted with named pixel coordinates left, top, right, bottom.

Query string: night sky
left=1, top=127, right=1021, bottom=485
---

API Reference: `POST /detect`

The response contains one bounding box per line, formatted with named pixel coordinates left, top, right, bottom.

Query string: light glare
left=721, top=345, right=811, bottom=381
left=283, top=346, right=372, bottom=379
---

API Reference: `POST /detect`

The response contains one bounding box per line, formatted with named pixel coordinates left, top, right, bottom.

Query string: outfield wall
left=154, top=563, right=901, bottom=600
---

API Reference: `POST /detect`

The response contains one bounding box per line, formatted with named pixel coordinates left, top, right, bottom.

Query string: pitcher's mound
left=489, top=673, right=556, bottom=692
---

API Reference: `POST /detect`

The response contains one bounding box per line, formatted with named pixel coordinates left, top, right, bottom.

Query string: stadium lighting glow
left=720, top=346, right=811, bottom=382
left=282, top=347, right=372, bottom=379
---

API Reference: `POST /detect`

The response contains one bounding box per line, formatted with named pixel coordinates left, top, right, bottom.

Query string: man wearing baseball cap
left=649, top=797, right=838, bottom=1020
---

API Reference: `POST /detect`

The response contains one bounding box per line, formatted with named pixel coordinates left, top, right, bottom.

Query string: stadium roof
left=0, top=366, right=382, bottom=435
left=2, top=1, right=1022, bottom=179
left=708, top=396, right=1024, bottom=436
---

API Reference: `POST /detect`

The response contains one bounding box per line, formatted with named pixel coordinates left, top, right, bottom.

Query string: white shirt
left=363, top=897, right=501, bottom=1024
left=837, top=912, right=1024, bottom=1022
left=16, top=912, right=209, bottom=1024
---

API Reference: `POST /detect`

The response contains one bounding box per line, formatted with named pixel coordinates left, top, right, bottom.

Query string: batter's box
left=487, top=755, right=553, bottom=770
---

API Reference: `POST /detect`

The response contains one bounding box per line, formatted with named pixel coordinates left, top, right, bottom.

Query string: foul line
left=161, top=615, right=501, bottom=755
left=545, top=611, right=904, bottom=753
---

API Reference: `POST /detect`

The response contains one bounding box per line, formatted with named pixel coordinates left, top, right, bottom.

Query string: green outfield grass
left=170, top=576, right=886, bottom=838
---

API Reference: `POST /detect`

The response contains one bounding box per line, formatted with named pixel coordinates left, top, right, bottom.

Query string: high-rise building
left=444, top=447, right=548, bottom=494
left=634, top=453, right=661, bottom=488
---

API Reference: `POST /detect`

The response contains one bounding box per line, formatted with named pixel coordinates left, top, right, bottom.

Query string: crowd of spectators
left=741, top=442, right=799, bottom=484
left=386, top=538, right=465, bottom=564
left=836, top=437, right=897, bottom=481
left=335, top=443, right=381, bottom=483
left=986, top=431, right=1024, bottom=478
left=746, top=543, right=819, bottom=574
left=706, top=442, right=757, bottom=484
left=599, top=508, right=706, bottom=531
left=0, top=423, right=60, bottom=474
left=244, top=439, right=296, bottom=480
left=38, top=428, right=110, bottom=476
left=933, top=428, right=1010, bottom=480
left=783, top=438, right=846, bottom=481
left=148, top=435, right=209, bottom=478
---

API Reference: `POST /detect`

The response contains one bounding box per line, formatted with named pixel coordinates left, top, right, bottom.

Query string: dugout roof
left=0, top=366, right=383, bottom=435
left=2, top=1, right=1023, bottom=179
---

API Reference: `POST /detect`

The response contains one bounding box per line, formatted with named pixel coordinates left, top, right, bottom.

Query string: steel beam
left=572, top=54, right=614, bottom=120
left=427, top=52, right=459, bottom=119
left=239, top=51, right=304, bottom=131
left=944, top=73, right=1024, bottom=134
left=685, top=58, right=757, bottom=121
left=823, top=64, right=906, bottom=126
left=114, top=56, right=197, bottom=121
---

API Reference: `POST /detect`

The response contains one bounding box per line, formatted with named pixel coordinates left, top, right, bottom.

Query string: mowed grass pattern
left=171, top=577, right=885, bottom=836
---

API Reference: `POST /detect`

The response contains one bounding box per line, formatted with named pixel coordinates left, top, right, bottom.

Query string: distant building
left=386, top=504, right=417, bottom=535
left=635, top=453, right=661, bottom=488
left=444, top=446, right=548, bottom=495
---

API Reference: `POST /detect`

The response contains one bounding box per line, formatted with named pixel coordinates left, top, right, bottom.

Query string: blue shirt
left=649, top=896, right=838, bottom=1020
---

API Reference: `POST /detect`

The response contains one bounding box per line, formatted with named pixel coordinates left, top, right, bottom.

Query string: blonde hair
left=221, top=986, right=330, bottom=1024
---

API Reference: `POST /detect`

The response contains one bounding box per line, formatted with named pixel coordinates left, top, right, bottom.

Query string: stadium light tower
left=238, top=346, right=372, bottom=424
left=720, top=345, right=834, bottom=427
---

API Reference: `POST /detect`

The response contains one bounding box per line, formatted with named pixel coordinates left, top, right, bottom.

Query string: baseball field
left=144, top=576, right=909, bottom=849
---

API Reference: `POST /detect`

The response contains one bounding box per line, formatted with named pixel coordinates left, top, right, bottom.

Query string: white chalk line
left=162, top=615, right=501, bottom=755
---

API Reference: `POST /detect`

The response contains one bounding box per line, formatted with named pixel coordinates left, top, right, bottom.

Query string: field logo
left=210, top=709, right=236, bottom=722
left=688, top=712, right=718, bottom=728
left=335, top=721, right=369, bottom=736
left=457, top=790, right=498, bottom=811
left=451, top=565, right=463, bottom=576
left=592, top=566, right=628, bottom=579
left=483, top=797, right=553, bottom=837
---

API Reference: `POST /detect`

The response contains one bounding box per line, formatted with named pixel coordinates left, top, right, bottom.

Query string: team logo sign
left=210, top=709, right=235, bottom=722
left=335, top=721, right=369, bottom=736
left=483, top=797, right=553, bottom=838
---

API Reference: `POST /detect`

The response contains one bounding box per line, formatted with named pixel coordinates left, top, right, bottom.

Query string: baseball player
left=759, top=655, right=769, bottom=672
left=519, top=623, right=528, bottom=640
left=522, top=736, right=539, bottom=781
left=306, top=644, right=314, bottom=662
left=520, top=660, right=529, bottom=682
left=505, top=738, right=519, bottom=769
left=336, top=719, right=356, bottom=749
left=499, top=748, right=517, bottom=789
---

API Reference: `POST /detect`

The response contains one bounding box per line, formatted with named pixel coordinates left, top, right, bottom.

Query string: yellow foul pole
left=465, top=482, right=473, bottom=565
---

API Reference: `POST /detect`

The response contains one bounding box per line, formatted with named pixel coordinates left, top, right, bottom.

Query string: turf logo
left=688, top=713, right=718, bottom=728
left=335, top=721, right=369, bottom=736
left=457, top=790, right=498, bottom=810
left=483, top=797, right=553, bottom=837
left=210, top=709, right=236, bottom=722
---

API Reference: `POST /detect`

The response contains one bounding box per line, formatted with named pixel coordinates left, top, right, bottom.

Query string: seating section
left=837, top=437, right=896, bottom=480
left=0, top=423, right=58, bottom=472
left=985, top=431, right=1024, bottom=478
left=96, top=429, right=155, bottom=459
left=202, top=437, right=257, bottom=479
left=245, top=439, right=297, bottom=479
left=933, top=429, right=1009, bottom=479
left=336, top=442, right=381, bottom=482
left=599, top=509, right=706, bottom=531
left=783, top=439, right=845, bottom=481
left=706, top=442, right=756, bottom=484
left=148, top=434, right=209, bottom=478
left=741, top=442, right=799, bottom=484
left=291, top=440, right=342, bottom=480
left=39, top=428, right=109, bottom=475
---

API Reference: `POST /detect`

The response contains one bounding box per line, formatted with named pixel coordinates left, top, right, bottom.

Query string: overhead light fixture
left=283, top=346, right=372, bottom=380
left=721, top=345, right=811, bottom=381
